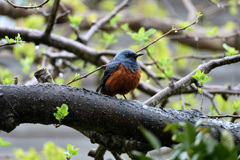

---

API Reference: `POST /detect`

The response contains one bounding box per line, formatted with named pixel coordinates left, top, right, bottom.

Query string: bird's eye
left=126, top=54, right=131, bottom=57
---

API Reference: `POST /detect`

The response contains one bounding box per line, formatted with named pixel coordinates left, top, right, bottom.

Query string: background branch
left=144, top=54, right=240, bottom=106
left=5, top=0, right=49, bottom=9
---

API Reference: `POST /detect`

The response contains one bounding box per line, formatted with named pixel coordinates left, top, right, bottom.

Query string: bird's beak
left=135, top=53, right=144, bottom=58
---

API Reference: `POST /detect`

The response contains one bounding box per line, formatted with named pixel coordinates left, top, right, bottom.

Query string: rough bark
left=1, top=84, right=240, bottom=153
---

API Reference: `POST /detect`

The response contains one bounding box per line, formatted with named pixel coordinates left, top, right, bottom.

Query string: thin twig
left=168, top=32, right=239, bottom=41
left=83, top=0, right=130, bottom=42
left=210, top=98, right=220, bottom=115
left=135, top=16, right=199, bottom=53
left=66, top=64, right=107, bottom=85
left=111, top=152, right=124, bottom=160
left=181, top=94, right=186, bottom=111
left=200, top=88, right=203, bottom=112
left=42, top=0, right=60, bottom=37
left=173, top=53, right=225, bottom=61
left=145, top=49, right=171, bottom=80
left=204, top=114, right=240, bottom=119
left=0, top=42, right=17, bottom=47
left=5, top=0, right=49, bottom=9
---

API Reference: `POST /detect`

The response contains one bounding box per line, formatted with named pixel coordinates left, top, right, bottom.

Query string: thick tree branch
left=1, top=84, right=240, bottom=153
left=0, top=27, right=100, bottom=65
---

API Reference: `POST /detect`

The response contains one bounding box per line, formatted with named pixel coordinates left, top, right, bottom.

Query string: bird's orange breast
left=101, top=64, right=141, bottom=97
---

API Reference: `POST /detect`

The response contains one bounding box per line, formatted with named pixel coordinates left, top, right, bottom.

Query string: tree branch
left=0, top=27, right=100, bottom=65
left=144, top=54, right=240, bottom=106
left=83, top=0, right=130, bottom=42
left=42, top=0, right=60, bottom=37
left=1, top=84, right=240, bottom=153
left=5, top=0, right=49, bottom=9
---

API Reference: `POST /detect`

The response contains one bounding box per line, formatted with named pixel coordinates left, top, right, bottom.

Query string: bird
left=96, top=49, right=143, bottom=99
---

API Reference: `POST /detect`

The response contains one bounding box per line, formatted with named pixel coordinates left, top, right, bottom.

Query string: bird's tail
left=96, top=85, right=102, bottom=92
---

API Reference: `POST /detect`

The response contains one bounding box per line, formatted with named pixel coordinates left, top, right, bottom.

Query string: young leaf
left=207, top=26, right=218, bottom=36
left=0, top=137, right=11, bottom=146
left=223, top=43, right=239, bottom=56
left=68, top=15, right=83, bottom=30
left=2, top=78, right=15, bottom=85
left=64, top=144, right=79, bottom=158
left=191, top=70, right=211, bottom=85
left=53, top=104, right=69, bottom=124
left=109, top=15, right=121, bottom=28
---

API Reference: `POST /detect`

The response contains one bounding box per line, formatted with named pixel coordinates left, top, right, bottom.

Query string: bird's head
left=113, top=49, right=143, bottom=62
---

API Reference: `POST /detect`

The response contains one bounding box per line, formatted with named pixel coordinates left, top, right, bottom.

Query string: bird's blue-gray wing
left=96, top=61, right=121, bottom=92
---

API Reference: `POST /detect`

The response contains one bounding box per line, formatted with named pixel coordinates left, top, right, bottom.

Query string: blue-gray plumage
left=96, top=49, right=143, bottom=98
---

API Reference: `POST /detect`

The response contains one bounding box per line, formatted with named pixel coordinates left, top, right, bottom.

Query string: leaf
left=132, top=151, right=153, bottom=160
left=2, top=78, right=15, bottom=85
left=223, top=43, right=239, bottom=56
left=196, top=11, right=203, bottom=18
left=139, top=126, right=161, bottom=150
left=75, top=73, right=80, bottom=78
left=221, top=130, right=234, bottom=151
left=207, top=26, right=218, bottom=36
left=138, top=27, right=145, bottom=38
left=198, top=87, right=203, bottom=93
left=0, top=137, right=11, bottom=146
left=229, top=6, right=238, bottom=16
left=121, top=23, right=130, bottom=32
left=109, top=15, right=121, bottom=28
left=68, top=15, right=83, bottom=29
left=144, top=28, right=156, bottom=37
left=191, top=70, right=211, bottom=85
left=64, top=144, right=79, bottom=157
left=53, top=104, right=69, bottom=124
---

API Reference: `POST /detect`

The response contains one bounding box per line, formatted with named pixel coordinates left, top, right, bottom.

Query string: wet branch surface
left=1, top=84, right=240, bottom=153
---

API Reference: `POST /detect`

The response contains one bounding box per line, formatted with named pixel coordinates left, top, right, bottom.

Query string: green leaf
left=20, top=57, right=34, bottom=73
left=75, top=73, right=80, bottom=78
left=221, top=130, right=234, bottom=151
left=191, top=70, right=211, bottom=85
left=139, top=126, right=161, bottom=150
left=68, top=15, right=83, bottom=30
left=233, top=101, right=240, bottom=111
left=196, top=11, right=203, bottom=18
left=64, top=144, right=79, bottom=158
left=207, top=26, right=218, bottom=36
left=53, top=104, right=69, bottom=124
left=138, top=27, right=145, bottom=38
left=109, top=15, right=121, bottom=28
left=100, top=32, right=118, bottom=47
left=14, top=148, right=41, bottom=160
left=223, top=43, right=239, bottom=56
left=198, top=87, right=203, bottom=93
left=42, top=142, right=65, bottom=160
left=120, top=23, right=130, bottom=32
left=0, top=137, right=11, bottom=146
left=132, top=151, right=153, bottom=160
left=144, top=28, right=156, bottom=37
left=2, top=78, right=15, bottom=85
